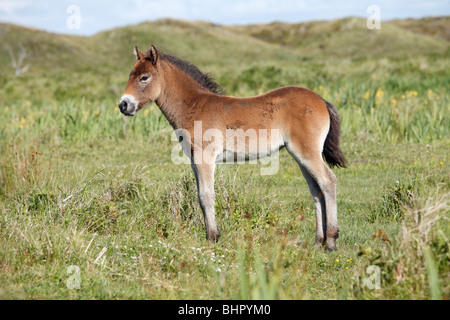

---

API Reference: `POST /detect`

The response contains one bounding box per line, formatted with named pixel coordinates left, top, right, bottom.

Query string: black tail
left=323, top=99, right=347, bottom=168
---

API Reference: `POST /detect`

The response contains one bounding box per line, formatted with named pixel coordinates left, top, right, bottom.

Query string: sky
left=0, top=0, right=449, bottom=36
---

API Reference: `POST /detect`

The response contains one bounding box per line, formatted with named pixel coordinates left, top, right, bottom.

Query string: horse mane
left=161, top=53, right=223, bottom=95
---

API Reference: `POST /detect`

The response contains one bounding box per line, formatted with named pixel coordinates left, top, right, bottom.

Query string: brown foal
left=119, top=45, right=346, bottom=250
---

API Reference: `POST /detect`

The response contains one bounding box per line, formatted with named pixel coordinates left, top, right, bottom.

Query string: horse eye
left=140, top=76, right=149, bottom=82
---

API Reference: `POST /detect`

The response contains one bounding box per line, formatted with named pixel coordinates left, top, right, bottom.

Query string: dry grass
left=352, top=191, right=449, bottom=299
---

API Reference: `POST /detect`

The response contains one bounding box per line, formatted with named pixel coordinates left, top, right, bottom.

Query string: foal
left=119, top=45, right=346, bottom=250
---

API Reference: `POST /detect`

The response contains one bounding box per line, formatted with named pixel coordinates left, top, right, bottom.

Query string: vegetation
left=0, top=17, right=448, bottom=299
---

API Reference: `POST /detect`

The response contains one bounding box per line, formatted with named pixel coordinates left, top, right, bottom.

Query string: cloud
left=0, top=0, right=30, bottom=14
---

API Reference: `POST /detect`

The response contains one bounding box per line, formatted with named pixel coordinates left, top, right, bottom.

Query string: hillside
left=1, top=17, right=448, bottom=70
left=0, top=19, right=298, bottom=75
left=0, top=19, right=302, bottom=103
left=226, top=17, right=449, bottom=58
left=0, top=17, right=449, bottom=104
left=391, top=16, right=450, bottom=41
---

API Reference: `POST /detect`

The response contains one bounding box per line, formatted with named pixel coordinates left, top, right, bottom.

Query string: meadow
left=0, top=17, right=448, bottom=299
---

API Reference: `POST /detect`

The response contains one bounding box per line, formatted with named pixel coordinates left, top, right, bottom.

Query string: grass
left=0, top=17, right=449, bottom=300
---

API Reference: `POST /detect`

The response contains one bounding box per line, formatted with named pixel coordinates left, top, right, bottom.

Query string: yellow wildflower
left=375, top=89, right=384, bottom=99
left=364, top=91, right=370, bottom=100
left=406, top=90, right=418, bottom=97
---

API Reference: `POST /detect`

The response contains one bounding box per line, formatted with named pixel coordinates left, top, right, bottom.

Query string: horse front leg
left=191, top=161, right=220, bottom=242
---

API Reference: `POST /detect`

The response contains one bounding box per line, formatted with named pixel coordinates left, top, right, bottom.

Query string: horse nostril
left=119, top=100, right=128, bottom=111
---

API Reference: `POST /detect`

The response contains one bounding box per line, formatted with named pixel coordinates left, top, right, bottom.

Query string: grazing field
left=0, top=17, right=449, bottom=299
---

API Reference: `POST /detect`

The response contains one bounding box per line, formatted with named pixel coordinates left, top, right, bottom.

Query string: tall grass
left=352, top=191, right=449, bottom=299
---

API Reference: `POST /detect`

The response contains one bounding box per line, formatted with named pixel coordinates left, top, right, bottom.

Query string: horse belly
left=215, top=128, right=284, bottom=164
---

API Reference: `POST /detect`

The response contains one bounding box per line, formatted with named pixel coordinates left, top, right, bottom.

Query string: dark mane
left=161, top=53, right=223, bottom=95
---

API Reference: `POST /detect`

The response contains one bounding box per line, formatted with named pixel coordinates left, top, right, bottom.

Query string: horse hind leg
left=299, top=166, right=326, bottom=246
left=287, top=146, right=339, bottom=251
left=316, top=163, right=339, bottom=251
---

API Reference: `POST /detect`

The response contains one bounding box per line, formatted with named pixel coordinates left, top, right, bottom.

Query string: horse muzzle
left=118, top=95, right=138, bottom=116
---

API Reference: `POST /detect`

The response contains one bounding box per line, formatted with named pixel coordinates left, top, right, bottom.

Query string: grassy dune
left=0, top=17, right=449, bottom=299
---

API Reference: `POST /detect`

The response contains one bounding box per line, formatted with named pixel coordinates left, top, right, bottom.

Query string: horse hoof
left=206, top=230, right=220, bottom=243
left=315, top=236, right=325, bottom=245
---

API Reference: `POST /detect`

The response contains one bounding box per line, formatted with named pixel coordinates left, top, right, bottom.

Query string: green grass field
left=0, top=17, right=449, bottom=300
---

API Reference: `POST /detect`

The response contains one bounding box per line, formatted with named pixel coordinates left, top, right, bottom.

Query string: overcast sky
left=0, top=0, right=449, bottom=36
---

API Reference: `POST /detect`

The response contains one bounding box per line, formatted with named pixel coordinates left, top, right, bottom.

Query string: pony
left=119, top=45, right=346, bottom=250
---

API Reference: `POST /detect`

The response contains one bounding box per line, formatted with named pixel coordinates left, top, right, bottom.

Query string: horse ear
left=134, top=46, right=145, bottom=61
left=146, top=45, right=159, bottom=66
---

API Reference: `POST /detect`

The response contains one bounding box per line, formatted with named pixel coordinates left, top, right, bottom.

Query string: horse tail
left=322, top=99, right=347, bottom=168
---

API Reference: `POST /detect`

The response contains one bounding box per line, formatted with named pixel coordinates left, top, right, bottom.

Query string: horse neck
left=155, top=61, right=209, bottom=129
